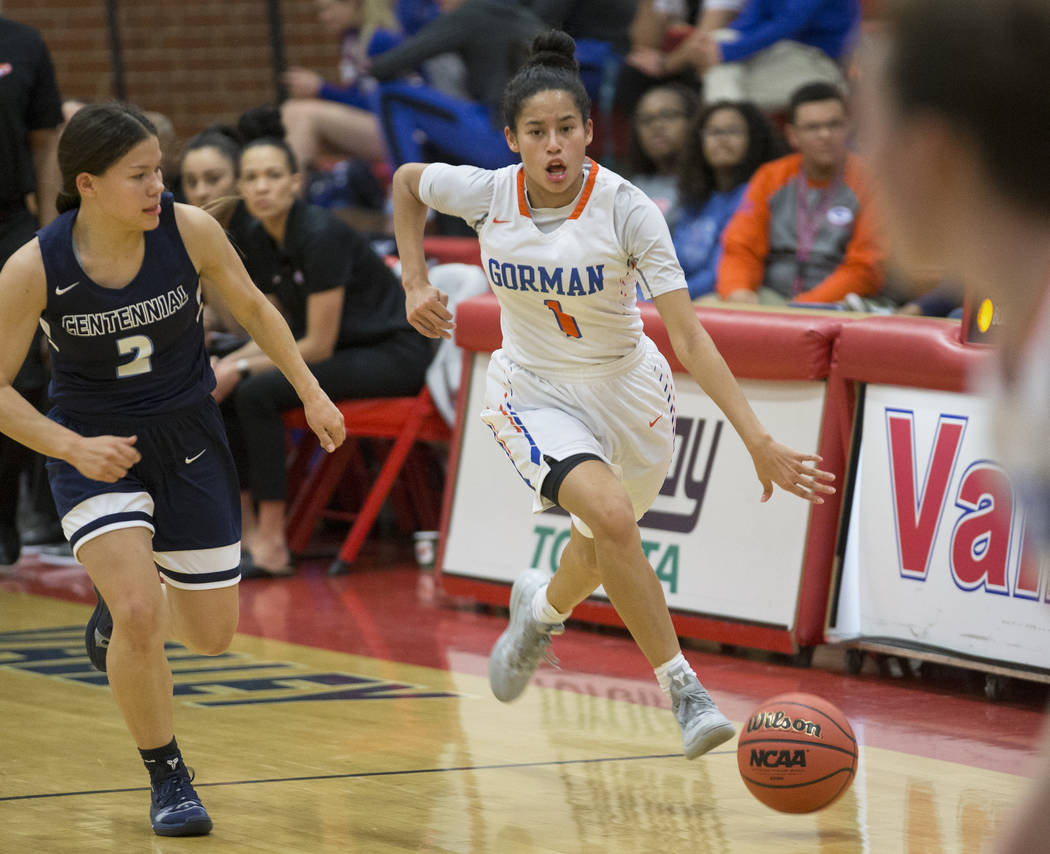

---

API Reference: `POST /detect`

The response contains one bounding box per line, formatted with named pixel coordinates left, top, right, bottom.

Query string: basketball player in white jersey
left=392, top=30, right=836, bottom=760
left=859, top=1, right=1050, bottom=850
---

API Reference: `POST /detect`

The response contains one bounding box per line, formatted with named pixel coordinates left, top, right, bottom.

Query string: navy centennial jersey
left=37, top=193, right=215, bottom=420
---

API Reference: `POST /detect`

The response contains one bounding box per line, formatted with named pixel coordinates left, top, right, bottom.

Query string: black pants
left=0, top=205, right=56, bottom=528
left=224, top=329, right=433, bottom=502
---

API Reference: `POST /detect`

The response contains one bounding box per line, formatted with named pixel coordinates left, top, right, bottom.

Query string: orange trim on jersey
left=516, top=169, right=530, bottom=217
left=515, top=159, right=600, bottom=219
left=569, top=159, right=599, bottom=220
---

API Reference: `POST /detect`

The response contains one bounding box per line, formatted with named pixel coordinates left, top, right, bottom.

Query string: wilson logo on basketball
left=749, top=748, right=807, bottom=768
left=745, top=710, right=823, bottom=738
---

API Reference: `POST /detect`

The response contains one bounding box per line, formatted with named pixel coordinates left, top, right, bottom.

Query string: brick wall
left=4, top=0, right=339, bottom=147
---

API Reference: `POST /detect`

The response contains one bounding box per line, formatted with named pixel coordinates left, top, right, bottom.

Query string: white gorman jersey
left=419, top=158, right=687, bottom=379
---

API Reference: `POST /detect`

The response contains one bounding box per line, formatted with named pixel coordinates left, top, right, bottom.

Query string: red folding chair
left=282, top=386, right=452, bottom=574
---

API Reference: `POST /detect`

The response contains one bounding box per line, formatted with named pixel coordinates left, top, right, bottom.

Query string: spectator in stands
left=627, top=83, right=699, bottom=216
left=179, top=125, right=255, bottom=351
left=370, top=0, right=545, bottom=169
left=0, top=14, right=64, bottom=563
left=675, top=0, right=859, bottom=110
left=213, top=109, right=432, bottom=578
left=716, top=81, right=884, bottom=305
left=615, top=1, right=749, bottom=114
left=672, top=100, right=781, bottom=300
left=280, top=0, right=403, bottom=173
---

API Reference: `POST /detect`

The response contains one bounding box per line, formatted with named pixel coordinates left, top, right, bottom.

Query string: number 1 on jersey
left=543, top=300, right=582, bottom=339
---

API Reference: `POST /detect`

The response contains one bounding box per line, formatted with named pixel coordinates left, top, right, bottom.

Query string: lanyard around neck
left=793, top=169, right=841, bottom=297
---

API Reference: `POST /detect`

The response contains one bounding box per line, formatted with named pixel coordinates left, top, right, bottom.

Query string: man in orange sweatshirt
left=716, top=81, right=884, bottom=304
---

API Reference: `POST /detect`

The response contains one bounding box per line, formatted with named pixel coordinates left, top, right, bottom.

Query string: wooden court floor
left=1, top=545, right=1046, bottom=853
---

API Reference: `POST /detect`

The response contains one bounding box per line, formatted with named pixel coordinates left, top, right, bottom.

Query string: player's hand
left=749, top=438, right=836, bottom=504
left=69, top=435, right=141, bottom=483
left=304, top=392, right=345, bottom=453
left=406, top=283, right=455, bottom=340
left=283, top=67, right=323, bottom=99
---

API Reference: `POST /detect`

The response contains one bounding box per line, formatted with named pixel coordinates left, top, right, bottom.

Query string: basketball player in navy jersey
left=0, top=103, right=345, bottom=837
left=860, top=3, right=1050, bottom=851
left=393, top=31, right=835, bottom=761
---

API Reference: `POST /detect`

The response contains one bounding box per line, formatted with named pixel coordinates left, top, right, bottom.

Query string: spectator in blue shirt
left=671, top=0, right=859, bottom=110
left=670, top=101, right=781, bottom=299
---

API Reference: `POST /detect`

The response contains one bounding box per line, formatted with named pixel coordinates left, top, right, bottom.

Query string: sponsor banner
left=443, top=353, right=825, bottom=627
left=836, top=385, right=1050, bottom=669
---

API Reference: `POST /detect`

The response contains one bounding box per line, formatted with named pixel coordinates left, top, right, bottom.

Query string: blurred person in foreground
left=859, top=2, right=1050, bottom=851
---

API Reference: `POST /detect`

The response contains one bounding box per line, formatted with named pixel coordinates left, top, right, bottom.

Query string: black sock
left=139, top=737, right=184, bottom=784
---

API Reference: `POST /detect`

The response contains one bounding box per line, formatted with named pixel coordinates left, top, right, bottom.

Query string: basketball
left=736, top=692, right=857, bottom=813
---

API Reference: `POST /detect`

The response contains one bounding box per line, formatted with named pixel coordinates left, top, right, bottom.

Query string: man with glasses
left=715, top=81, right=885, bottom=305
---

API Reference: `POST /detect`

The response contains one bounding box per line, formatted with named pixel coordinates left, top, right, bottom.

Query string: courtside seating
left=282, top=386, right=451, bottom=574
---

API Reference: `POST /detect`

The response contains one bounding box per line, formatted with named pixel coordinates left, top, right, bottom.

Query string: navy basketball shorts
left=46, top=397, right=242, bottom=589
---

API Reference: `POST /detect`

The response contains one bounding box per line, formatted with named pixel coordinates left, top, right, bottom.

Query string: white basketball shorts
left=480, top=337, right=676, bottom=537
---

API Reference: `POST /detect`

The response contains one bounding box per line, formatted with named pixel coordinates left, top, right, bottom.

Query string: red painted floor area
left=3, top=540, right=1047, bottom=778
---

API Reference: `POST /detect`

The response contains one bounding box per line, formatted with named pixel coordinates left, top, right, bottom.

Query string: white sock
left=531, top=583, right=571, bottom=624
left=654, top=652, right=696, bottom=695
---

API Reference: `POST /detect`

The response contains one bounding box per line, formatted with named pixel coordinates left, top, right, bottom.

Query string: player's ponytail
left=56, top=102, right=157, bottom=214
left=502, top=29, right=590, bottom=131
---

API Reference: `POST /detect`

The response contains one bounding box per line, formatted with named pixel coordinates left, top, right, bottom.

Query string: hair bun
left=237, top=104, right=285, bottom=144
left=526, top=30, right=578, bottom=73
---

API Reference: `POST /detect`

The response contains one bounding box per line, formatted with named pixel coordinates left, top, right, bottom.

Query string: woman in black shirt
left=213, top=133, right=431, bottom=577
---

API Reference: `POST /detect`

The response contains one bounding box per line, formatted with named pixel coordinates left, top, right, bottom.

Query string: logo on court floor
left=0, top=626, right=463, bottom=707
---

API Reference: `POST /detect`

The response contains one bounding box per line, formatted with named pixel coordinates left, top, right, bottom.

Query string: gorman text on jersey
left=487, top=260, right=605, bottom=296
left=60, top=286, right=189, bottom=336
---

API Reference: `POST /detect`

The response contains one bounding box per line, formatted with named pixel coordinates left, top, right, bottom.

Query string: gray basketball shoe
left=670, top=670, right=736, bottom=759
left=488, top=569, right=564, bottom=702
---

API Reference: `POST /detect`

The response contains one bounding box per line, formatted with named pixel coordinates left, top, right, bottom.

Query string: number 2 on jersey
left=116, top=334, right=154, bottom=377
left=543, top=300, right=582, bottom=339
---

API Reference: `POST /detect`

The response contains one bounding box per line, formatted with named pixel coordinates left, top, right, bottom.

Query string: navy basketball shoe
left=150, top=767, right=213, bottom=837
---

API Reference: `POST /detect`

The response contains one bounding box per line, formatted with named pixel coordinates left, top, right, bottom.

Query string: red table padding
left=455, top=294, right=844, bottom=381
left=833, top=315, right=993, bottom=392
left=422, top=236, right=482, bottom=267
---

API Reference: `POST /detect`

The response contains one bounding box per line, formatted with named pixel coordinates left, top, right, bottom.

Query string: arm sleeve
left=716, top=172, right=771, bottom=297
left=720, top=0, right=827, bottom=62
left=615, top=184, right=687, bottom=299
left=797, top=171, right=885, bottom=303
left=418, top=163, right=497, bottom=230
left=368, top=13, right=466, bottom=80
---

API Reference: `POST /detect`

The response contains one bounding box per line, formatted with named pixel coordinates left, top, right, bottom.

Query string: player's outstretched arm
left=0, top=242, right=142, bottom=481
left=653, top=288, right=836, bottom=504
left=175, top=203, right=345, bottom=453
left=392, top=163, right=454, bottom=340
